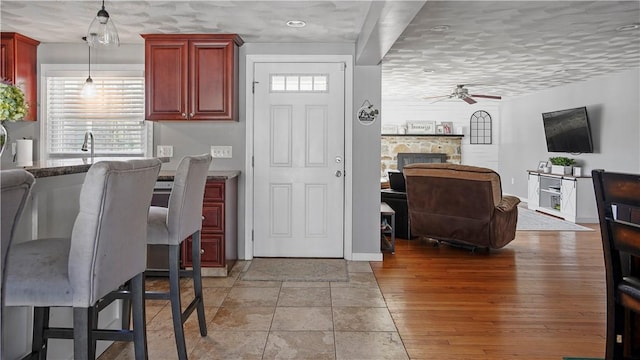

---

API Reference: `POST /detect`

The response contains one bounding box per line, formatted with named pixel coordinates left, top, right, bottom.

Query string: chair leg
left=191, top=230, right=207, bottom=336
left=121, top=280, right=132, bottom=330
left=31, top=307, right=49, bottom=360
left=169, top=244, right=188, bottom=360
left=130, top=272, right=148, bottom=360
left=73, top=307, right=94, bottom=360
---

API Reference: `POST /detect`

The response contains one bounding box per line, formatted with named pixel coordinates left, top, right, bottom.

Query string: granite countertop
left=4, top=157, right=170, bottom=178
left=157, top=170, right=240, bottom=181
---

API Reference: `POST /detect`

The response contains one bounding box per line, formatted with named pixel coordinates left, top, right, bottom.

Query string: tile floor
left=98, top=260, right=409, bottom=360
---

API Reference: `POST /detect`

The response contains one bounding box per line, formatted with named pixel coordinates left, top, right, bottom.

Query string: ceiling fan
left=424, top=84, right=502, bottom=104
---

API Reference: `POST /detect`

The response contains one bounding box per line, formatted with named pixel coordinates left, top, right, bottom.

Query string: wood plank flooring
left=371, top=226, right=606, bottom=360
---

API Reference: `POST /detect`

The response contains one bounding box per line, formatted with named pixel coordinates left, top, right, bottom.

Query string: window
left=270, top=74, right=328, bottom=92
left=43, top=67, right=150, bottom=158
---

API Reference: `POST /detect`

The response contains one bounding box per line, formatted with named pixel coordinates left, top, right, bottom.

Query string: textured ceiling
left=0, top=1, right=370, bottom=43
left=383, top=1, right=640, bottom=101
left=1, top=1, right=639, bottom=101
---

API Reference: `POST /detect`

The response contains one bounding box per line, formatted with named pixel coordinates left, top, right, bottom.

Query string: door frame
left=244, top=54, right=354, bottom=260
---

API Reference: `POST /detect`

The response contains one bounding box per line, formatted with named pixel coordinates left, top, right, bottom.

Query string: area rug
left=517, top=207, right=594, bottom=231
left=241, top=258, right=349, bottom=282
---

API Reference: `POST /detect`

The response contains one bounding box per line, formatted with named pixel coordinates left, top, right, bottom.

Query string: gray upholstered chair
left=4, top=159, right=161, bottom=360
left=145, top=154, right=212, bottom=360
left=1, top=169, right=35, bottom=354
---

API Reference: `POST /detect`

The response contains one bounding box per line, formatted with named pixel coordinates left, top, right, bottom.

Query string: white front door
left=253, top=62, right=345, bottom=257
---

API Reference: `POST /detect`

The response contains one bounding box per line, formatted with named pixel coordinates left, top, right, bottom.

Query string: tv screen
left=542, top=106, right=593, bottom=153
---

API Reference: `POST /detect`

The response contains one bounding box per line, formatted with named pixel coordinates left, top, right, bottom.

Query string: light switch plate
left=211, top=145, right=232, bottom=158
left=157, top=145, right=173, bottom=158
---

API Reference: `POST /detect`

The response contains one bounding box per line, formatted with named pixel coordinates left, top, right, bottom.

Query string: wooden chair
left=592, top=169, right=640, bottom=359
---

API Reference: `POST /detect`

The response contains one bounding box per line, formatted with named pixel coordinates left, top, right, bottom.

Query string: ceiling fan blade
left=423, top=95, right=450, bottom=100
left=462, top=96, right=477, bottom=104
left=429, top=97, right=449, bottom=104
left=470, top=94, right=502, bottom=100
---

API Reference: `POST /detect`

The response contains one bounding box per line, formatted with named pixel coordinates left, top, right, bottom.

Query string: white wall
left=499, top=68, right=640, bottom=199
left=381, top=100, right=501, bottom=170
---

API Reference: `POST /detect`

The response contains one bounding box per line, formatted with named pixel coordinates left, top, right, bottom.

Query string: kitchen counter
left=3, top=157, right=170, bottom=178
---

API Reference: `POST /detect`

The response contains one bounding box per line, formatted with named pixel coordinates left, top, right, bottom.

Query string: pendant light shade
left=82, top=37, right=96, bottom=97
left=87, top=0, right=119, bottom=47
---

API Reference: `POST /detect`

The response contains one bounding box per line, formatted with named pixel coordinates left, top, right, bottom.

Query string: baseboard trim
left=351, top=252, right=383, bottom=261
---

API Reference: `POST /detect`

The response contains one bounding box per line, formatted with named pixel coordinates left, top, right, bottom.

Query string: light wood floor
left=371, top=226, right=606, bottom=360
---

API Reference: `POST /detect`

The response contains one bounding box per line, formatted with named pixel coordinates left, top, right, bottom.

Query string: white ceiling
left=1, top=1, right=639, bottom=102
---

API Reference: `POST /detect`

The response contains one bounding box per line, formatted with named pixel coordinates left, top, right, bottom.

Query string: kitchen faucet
left=81, top=131, right=94, bottom=158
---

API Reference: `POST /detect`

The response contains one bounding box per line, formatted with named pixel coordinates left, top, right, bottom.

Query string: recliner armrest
left=496, top=195, right=521, bottom=212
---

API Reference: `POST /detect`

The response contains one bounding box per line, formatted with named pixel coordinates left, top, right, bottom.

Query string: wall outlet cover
left=211, top=145, right=232, bottom=158
left=157, top=145, right=173, bottom=158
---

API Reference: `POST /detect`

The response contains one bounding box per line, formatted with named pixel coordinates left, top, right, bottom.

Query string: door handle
left=335, top=170, right=342, bottom=178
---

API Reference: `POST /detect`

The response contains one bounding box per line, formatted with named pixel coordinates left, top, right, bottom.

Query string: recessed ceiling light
left=616, top=23, right=639, bottom=32
left=286, top=20, right=306, bottom=28
left=423, top=69, right=435, bottom=73
left=429, top=25, right=450, bottom=32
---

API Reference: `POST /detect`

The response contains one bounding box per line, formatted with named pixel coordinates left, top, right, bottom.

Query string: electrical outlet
left=211, top=146, right=232, bottom=158
left=157, top=145, right=173, bottom=158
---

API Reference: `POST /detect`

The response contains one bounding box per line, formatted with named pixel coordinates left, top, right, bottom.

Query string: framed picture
left=407, top=121, right=436, bottom=134
left=436, top=125, right=444, bottom=134
left=537, top=161, right=548, bottom=171
left=382, top=124, right=398, bottom=134
left=441, top=122, right=453, bottom=134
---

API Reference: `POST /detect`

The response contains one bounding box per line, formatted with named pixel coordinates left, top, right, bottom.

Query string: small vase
left=0, top=122, right=7, bottom=157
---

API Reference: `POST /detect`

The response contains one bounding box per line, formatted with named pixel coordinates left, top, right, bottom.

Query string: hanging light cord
left=82, top=36, right=92, bottom=80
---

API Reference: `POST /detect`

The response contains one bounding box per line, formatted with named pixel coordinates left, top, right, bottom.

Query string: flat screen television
left=542, top=106, right=594, bottom=153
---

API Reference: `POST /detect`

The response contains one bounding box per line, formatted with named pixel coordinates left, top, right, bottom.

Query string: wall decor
left=407, top=121, right=435, bottom=134
left=436, top=125, right=444, bottom=134
left=382, top=124, right=398, bottom=134
left=470, top=110, right=492, bottom=144
left=357, top=99, right=379, bottom=125
left=441, top=121, right=453, bottom=134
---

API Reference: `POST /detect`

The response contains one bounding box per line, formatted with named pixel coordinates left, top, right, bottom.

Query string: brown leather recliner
left=403, top=163, right=520, bottom=249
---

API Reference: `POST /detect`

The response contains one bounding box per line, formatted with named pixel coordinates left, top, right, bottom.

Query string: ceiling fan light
left=87, top=0, right=120, bottom=47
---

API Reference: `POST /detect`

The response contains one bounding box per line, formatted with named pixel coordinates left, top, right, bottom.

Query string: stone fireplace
left=381, top=135, right=463, bottom=175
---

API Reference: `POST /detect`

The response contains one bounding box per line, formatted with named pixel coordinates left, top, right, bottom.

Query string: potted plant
left=549, top=156, right=576, bottom=175
left=0, top=80, right=29, bottom=156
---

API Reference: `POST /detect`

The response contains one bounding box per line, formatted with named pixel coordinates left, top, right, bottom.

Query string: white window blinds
left=46, top=76, right=147, bottom=156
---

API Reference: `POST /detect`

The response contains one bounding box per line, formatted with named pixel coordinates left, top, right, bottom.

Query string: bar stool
left=4, top=159, right=161, bottom=360
left=1, top=169, right=35, bottom=354
left=144, top=154, right=212, bottom=360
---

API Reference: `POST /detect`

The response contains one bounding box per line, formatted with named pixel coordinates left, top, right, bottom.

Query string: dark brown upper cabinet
left=142, top=34, right=243, bottom=121
left=1, top=32, right=40, bottom=121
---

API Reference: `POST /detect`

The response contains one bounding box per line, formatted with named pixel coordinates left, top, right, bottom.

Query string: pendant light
left=87, top=0, right=119, bottom=47
left=81, top=37, right=96, bottom=97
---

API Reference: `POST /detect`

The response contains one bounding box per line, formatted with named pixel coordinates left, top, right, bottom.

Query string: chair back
left=1, top=169, right=35, bottom=352
left=166, top=154, right=212, bottom=245
left=1, top=169, right=35, bottom=279
left=592, top=169, right=640, bottom=359
left=68, top=159, right=161, bottom=307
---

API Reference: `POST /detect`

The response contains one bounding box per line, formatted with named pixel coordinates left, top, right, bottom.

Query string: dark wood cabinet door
left=189, top=40, right=235, bottom=120
left=182, top=234, right=223, bottom=267
left=143, top=37, right=189, bottom=120
left=1, top=32, right=39, bottom=121
left=202, top=202, right=224, bottom=233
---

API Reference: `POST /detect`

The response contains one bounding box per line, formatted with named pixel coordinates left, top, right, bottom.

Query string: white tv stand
left=527, top=170, right=598, bottom=223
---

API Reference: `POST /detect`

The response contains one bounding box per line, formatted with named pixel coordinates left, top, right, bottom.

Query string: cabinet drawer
left=202, top=202, right=224, bottom=232
left=205, top=182, right=224, bottom=201
left=182, top=235, right=223, bottom=267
